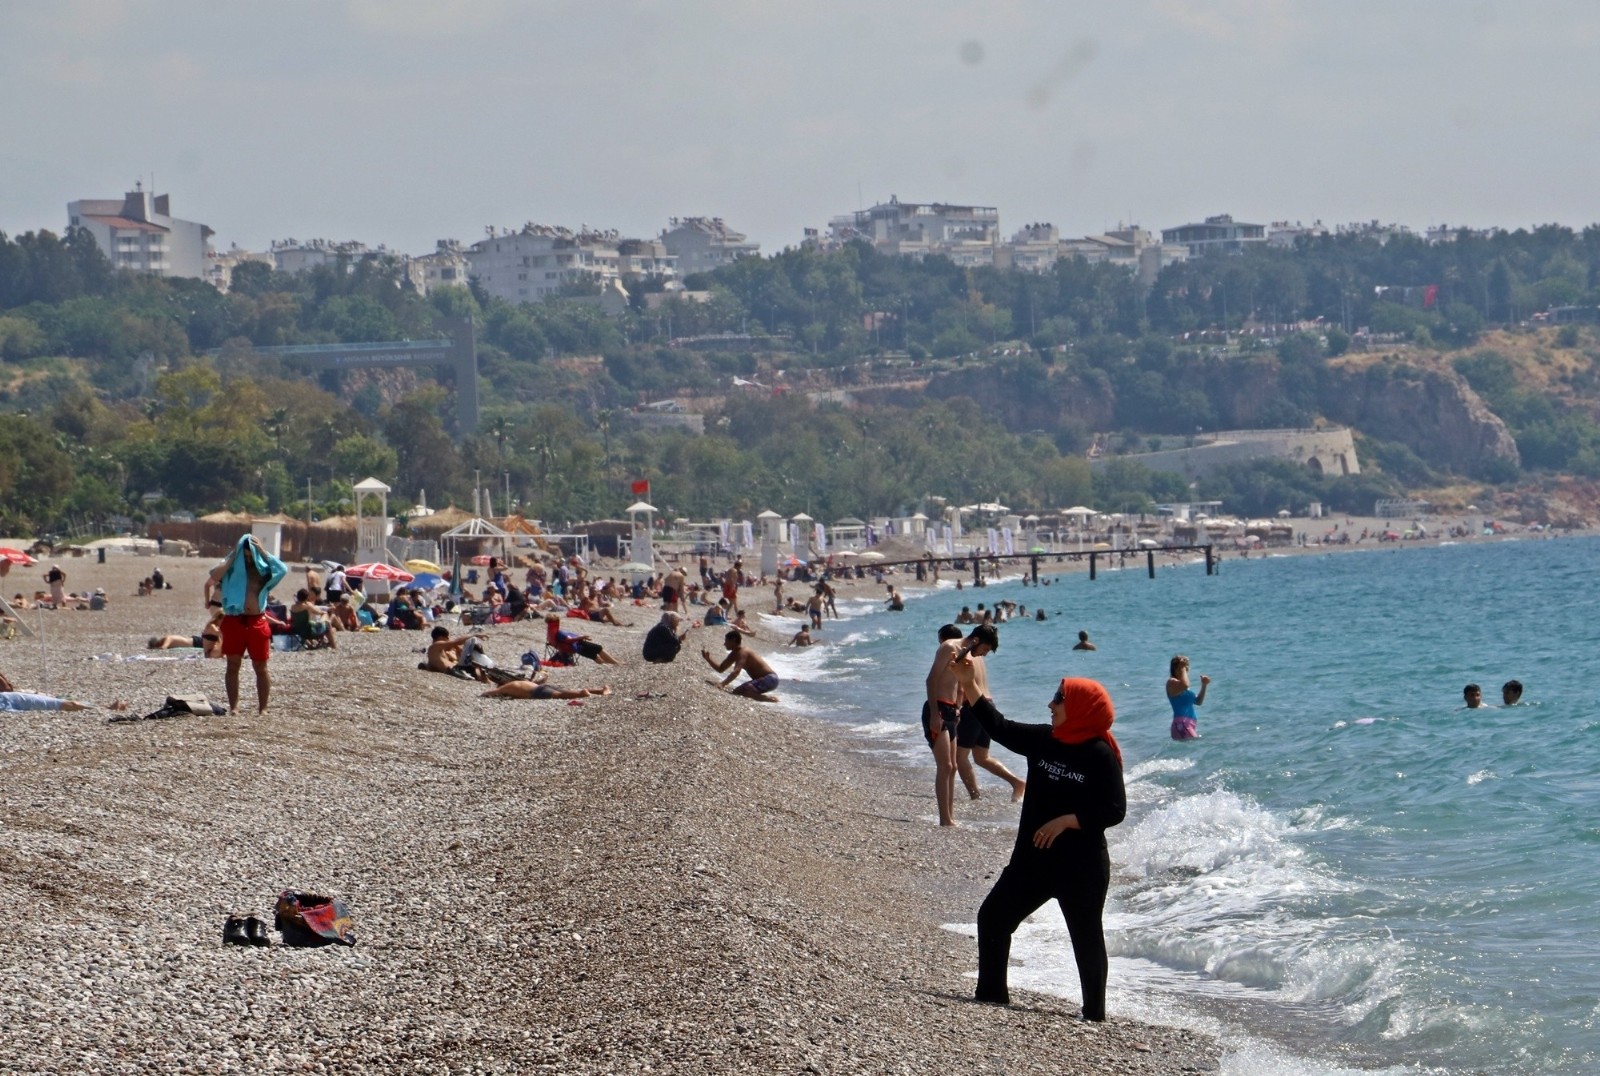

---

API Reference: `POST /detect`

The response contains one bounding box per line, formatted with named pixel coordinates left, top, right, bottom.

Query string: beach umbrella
left=0, top=547, right=36, bottom=566
left=346, top=562, right=415, bottom=583
left=404, top=558, right=443, bottom=574
left=1028, top=545, right=1048, bottom=554
left=856, top=551, right=886, bottom=562
left=449, top=548, right=462, bottom=598
left=409, top=572, right=444, bottom=590
left=615, top=561, right=655, bottom=574
left=470, top=554, right=492, bottom=566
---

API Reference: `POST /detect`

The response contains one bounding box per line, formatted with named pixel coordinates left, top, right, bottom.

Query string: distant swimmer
left=923, top=623, right=967, bottom=827
left=1463, top=683, right=1486, bottom=709
left=1167, top=655, right=1209, bottom=740
left=1073, top=630, right=1096, bottom=651
left=703, top=630, right=780, bottom=702
left=1501, top=680, right=1523, bottom=706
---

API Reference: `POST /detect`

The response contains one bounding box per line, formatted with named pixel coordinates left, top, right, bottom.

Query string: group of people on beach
left=920, top=613, right=1125, bottom=1022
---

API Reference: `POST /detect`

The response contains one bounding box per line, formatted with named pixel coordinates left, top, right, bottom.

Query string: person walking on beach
left=955, top=624, right=1026, bottom=803
left=923, top=623, right=967, bottom=827
left=1073, top=630, right=1096, bottom=651
left=44, top=564, right=67, bottom=608
left=204, top=534, right=288, bottom=714
left=1167, top=655, right=1209, bottom=739
left=702, top=630, right=779, bottom=702
left=947, top=655, right=1126, bottom=1020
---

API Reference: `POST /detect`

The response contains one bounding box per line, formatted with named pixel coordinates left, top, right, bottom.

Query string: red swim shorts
left=219, top=613, right=272, bottom=663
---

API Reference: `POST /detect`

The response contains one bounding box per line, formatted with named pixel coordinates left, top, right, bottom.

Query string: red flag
left=1423, top=285, right=1438, bottom=309
left=631, top=479, right=650, bottom=496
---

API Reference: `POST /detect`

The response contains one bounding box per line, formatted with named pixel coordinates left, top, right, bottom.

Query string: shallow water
left=774, top=538, right=1600, bottom=1075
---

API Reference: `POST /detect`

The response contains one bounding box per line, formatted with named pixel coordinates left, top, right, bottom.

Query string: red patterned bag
left=273, top=890, right=357, bottom=947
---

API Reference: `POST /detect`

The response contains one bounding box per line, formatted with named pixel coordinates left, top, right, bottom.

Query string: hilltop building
left=1161, top=214, right=1267, bottom=257
left=67, top=185, right=213, bottom=279
left=660, top=217, right=759, bottom=277
left=270, top=238, right=396, bottom=275
left=827, top=196, right=1001, bottom=265
left=466, top=223, right=679, bottom=304
left=205, top=244, right=273, bottom=292
left=1267, top=220, right=1331, bottom=248
left=407, top=239, right=471, bottom=296
left=995, top=223, right=1187, bottom=285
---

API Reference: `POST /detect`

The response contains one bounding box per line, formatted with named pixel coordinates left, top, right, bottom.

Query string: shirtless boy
left=954, top=623, right=1026, bottom=803
left=703, top=630, right=779, bottom=702
left=923, top=623, right=967, bottom=827
left=423, top=626, right=484, bottom=676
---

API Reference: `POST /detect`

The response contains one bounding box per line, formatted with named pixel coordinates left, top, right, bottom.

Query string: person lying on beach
left=702, top=630, right=780, bottom=702
left=481, top=680, right=612, bottom=701
left=0, top=670, right=94, bottom=712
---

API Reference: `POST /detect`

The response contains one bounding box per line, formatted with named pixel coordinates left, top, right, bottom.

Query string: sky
left=5, top=0, right=1600, bottom=257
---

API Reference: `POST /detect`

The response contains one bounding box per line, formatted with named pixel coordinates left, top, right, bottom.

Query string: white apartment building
left=660, top=217, right=759, bottom=277
left=827, top=196, right=1001, bottom=264
left=407, top=239, right=471, bottom=296
left=466, top=224, right=678, bottom=304
left=1267, top=220, right=1331, bottom=248
left=998, top=223, right=1187, bottom=286
left=67, top=185, right=212, bottom=279
left=270, top=238, right=393, bottom=275
left=205, top=244, right=274, bottom=292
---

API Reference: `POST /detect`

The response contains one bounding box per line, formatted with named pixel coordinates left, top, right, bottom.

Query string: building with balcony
left=1161, top=214, right=1266, bottom=257
left=67, top=185, right=212, bottom=279
left=466, top=223, right=677, bottom=304
left=660, top=217, right=759, bottom=277
left=269, top=238, right=394, bottom=275
left=407, top=239, right=471, bottom=295
left=827, top=196, right=1000, bottom=264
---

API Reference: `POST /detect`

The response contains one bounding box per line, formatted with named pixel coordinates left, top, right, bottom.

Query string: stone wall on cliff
left=1321, top=358, right=1521, bottom=476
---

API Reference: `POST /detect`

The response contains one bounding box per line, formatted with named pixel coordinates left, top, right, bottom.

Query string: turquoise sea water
left=765, top=537, right=1600, bottom=1075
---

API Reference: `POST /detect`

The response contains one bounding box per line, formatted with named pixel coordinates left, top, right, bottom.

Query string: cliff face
left=922, top=361, right=1115, bottom=432
left=1321, top=358, right=1521, bottom=475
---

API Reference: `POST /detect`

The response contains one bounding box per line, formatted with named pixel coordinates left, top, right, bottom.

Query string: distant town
left=65, top=183, right=1492, bottom=305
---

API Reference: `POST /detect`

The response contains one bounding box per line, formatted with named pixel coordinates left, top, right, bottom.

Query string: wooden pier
left=837, top=546, right=1217, bottom=586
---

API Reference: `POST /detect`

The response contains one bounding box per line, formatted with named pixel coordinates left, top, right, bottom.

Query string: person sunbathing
left=481, top=680, right=612, bottom=701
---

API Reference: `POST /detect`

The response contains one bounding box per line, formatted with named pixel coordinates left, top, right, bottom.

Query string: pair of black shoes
left=222, top=914, right=272, bottom=947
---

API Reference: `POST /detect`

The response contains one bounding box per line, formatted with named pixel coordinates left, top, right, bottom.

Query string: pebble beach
left=0, top=550, right=1219, bottom=1075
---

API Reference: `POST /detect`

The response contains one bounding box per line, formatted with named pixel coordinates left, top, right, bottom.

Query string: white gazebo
left=440, top=515, right=513, bottom=569
left=627, top=501, right=657, bottom=567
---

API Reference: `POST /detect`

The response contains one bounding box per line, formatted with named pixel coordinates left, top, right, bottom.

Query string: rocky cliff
left=1320, top=357, right=1521, bottom=477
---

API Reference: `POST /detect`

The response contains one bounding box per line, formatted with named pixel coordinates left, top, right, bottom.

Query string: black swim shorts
left=956, top=702, right=991, bottom=750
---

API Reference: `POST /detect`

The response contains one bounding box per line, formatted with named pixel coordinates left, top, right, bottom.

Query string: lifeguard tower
left=756, top=509, right=783, bottom=577
left=627, top=501, right=657, bottom=567
left=353, top=476, right=394, bottom=596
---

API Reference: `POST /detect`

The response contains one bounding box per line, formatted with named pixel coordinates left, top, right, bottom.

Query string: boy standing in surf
left=955, top=624, right=1027, bottom=804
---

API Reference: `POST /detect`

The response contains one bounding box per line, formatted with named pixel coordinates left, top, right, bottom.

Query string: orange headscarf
left=1050, top=677, right=1121, bottom=767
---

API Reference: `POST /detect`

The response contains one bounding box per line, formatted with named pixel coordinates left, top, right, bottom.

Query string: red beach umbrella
left=0, top=547, right=36, bottom=566
left=345, top=562, right=414, bottom=583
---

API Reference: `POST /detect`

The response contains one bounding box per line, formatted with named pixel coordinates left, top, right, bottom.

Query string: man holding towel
left=204, top=534, right=288, bottom=714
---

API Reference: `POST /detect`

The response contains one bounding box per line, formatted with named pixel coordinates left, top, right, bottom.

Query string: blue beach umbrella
left=409, top=572, right=444, bottom=591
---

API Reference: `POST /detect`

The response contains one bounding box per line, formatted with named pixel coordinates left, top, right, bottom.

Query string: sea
left=762, top=536, right=1600, bottom=1075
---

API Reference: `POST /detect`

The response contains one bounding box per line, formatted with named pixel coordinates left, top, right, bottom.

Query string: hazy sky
left=5, top=1, right=1599, bottom=256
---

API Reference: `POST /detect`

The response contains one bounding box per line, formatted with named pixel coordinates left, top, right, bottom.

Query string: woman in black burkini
left=950, top=656, right=1126, bottom=1021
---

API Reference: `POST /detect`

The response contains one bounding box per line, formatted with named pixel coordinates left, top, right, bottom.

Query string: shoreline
left=0, top=553, right=1217, bottom=1074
